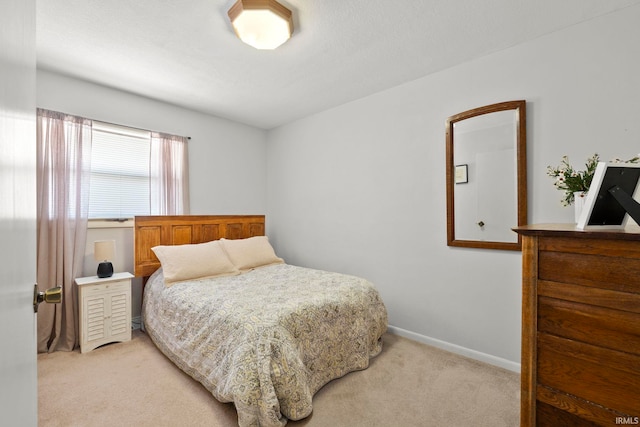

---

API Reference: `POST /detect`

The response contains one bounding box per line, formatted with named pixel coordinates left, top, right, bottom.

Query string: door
left=0, top=0, right=38, bottom=425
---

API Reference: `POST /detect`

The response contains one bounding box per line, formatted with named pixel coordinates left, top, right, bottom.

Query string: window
left=89, top=122, right=151, bottom=219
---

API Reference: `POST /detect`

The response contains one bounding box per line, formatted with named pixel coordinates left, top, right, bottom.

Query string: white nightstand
left=75, top=272, right=133, bottom=353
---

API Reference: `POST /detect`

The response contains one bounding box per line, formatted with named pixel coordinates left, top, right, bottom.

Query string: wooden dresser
left=514, top=224, right=640, bottom=426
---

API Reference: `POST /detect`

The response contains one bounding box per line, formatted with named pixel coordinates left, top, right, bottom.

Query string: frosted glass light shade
left=94, top=240, right=115, bottom=262
left=228, top=0, right=293, bottom=50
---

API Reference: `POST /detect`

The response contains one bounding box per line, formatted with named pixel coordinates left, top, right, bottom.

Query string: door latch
left=33, top=284, right=62, bottom=313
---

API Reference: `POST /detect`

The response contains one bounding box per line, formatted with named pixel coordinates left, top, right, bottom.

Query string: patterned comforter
left=142, top=263, right=388, bottom=427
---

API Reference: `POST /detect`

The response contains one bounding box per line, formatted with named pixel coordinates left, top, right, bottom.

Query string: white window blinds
left=88, top=122, right=151, bottom=219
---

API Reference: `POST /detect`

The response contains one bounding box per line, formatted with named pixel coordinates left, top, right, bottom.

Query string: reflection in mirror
left=446, top=100, right=527, bottom=250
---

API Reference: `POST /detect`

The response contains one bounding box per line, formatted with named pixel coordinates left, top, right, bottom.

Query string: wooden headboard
left=133, top=215, right=266, bottom=278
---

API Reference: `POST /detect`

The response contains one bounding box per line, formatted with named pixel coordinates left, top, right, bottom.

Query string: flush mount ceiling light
left=228, top=0, right=293, bottom=50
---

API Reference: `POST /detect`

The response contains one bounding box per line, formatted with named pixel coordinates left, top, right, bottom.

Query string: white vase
left=574, top=191, right=587, bottom=223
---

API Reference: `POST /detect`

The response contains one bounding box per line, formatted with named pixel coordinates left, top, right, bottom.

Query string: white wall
left=37, top=70, right=267, bottom=215
left=266, top=5, right=640, bottom=369
left=37, top=70, right=267, bottom=316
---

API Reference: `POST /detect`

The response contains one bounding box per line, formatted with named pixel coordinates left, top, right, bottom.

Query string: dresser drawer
left=80, top=279, right=130, bottom=294
left=536, top=386, right=627, bottom=426
left=538, top=250, right=640, bottom=293
left=538, top=296, right=640, bottom=355
left=537, top=334, right=640, bottom=416
left=536, top=400, right=601, bottom=427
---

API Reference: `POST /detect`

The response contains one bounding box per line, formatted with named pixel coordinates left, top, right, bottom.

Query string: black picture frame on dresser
left=577, top=162, right=640, bottom=230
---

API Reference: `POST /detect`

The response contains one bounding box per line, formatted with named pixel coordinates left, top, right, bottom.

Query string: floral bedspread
left=142, top=263, right=388, bottom=427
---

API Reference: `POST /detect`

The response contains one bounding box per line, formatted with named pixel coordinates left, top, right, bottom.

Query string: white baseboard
left=387, top=325, right=521, bottom=373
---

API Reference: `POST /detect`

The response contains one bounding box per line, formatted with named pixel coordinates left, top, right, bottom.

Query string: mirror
left=446, top=100, right=527, bottom=250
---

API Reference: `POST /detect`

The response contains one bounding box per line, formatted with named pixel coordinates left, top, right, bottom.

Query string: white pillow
left=151, top=240, right=240, bottom=286
left=219, top=236, right=284, bottom=271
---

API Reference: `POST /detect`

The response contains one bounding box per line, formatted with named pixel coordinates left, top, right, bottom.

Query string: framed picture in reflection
left=455, top=164, right=468, bottom=184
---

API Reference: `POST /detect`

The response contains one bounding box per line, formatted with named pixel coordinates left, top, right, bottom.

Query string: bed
left=134, top=215, right=388, bottom=427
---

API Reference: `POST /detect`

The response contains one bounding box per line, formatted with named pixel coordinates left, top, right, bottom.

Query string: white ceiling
left=36, top=0, right=640, bottom=130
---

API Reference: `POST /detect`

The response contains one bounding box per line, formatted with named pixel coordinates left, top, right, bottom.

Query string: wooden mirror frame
left=446, top=100, right=527, bottom=251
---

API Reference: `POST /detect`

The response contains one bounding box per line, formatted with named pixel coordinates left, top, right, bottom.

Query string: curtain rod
left=94, top=119, right=191, bottom=140
left=37, top=108, right=192, bottom=140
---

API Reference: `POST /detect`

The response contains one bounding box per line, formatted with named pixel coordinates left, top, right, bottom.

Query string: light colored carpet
left=38, top=330, right=519, bottom=426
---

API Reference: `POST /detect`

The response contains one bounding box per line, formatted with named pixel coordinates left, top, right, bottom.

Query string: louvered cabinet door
left=76, top=272, right=133, bottom=353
